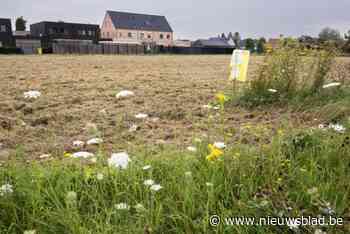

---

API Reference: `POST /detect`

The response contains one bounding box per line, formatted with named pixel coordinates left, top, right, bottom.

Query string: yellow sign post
left=229, top=49, right=250, bottom=82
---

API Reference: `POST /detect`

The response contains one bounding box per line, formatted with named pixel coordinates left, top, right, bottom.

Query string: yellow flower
left=64, top=152, right=72, bottom=158
left=206, top=144, right=223, bottom=161
left=216, top=93, right=227, bottom=106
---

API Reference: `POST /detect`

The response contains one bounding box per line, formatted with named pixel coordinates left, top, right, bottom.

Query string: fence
left=52, top=43, right=146, bottom=55
left=52, top=42, right=234, bottom=55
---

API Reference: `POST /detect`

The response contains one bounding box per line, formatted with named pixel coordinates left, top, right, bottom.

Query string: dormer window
left=0, top=25, right=6, bottom=32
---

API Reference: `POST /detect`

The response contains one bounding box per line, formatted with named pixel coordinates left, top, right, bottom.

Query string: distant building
left=173, top=39, right=191, bottom=47
left=30, top=21, right=100, bottom=49
left=192, top=38, right=234, bottom=48
left=0, top=18, right=14, bottom=47
left=101, top=11, right=173, bottom=46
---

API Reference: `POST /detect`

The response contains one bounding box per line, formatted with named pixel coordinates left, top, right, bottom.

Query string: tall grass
left=1, top=126, right=349, bottom=233
left=237, top=39, right=348, bottom=110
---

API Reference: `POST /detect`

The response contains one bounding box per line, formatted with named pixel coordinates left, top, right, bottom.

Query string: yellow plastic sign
left=229, top=50, right=250, bottom=82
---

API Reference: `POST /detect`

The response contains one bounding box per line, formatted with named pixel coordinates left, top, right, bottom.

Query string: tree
left=245, top=38, right=255, bottom=52
left=343, top=30, right=350, bottom=53
left=318, top=27, right=341, bottom=42
left=233, top=32, right=241, bottom=49
left=15, top=16, right=27, bottom=31
left=256, top=37, right=266, bottom=54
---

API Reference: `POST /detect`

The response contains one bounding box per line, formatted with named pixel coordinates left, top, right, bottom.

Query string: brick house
left=0, top=18, right=14, bottom=47
left=101, top=11, right=173, bottom=46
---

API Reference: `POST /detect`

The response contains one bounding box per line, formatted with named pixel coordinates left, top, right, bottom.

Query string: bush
left=237, top=39, right=347, bottom=108
left=0, top=47, right=23, bottom=54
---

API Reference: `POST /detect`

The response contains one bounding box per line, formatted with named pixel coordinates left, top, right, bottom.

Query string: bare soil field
left=0, top=55, right=349, bottom=160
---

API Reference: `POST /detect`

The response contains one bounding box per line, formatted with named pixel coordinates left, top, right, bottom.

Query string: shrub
left=237, top=39, right=346, bottom=108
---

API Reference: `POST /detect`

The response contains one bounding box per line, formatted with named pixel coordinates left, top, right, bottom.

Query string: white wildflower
left=328, top=123, right=346, bottom=133
left=108, top=152, right=130, bottom=169
left=185, top=171, right=192, bottom=177
left=73, top=140, right=85, bottom=147
left=142, top=165, right=152, bottom=170
left=23, top=230, right=36, bottom=234
left=116, top=90, right=134, bottom=99
left=268, top=89, right=278, bottom=93
left=86, top=138, right=103, bottom=145
left=206, top=182, right=214, bottom=187
left=72, top=152, right=94, bottom=159
left=115, top=202, right=130, bottom=210
left=134, top=203, right=146, bottom=212
left=66, top=191, right=77, bottom=203
left=318, top=124, right=325, bottom=129
left=150, top=184, right=162, bottom=191
left=187, top=146, right=197, bottom=152
left=0, top=183, right=13, bottom=196
left=314, top=229, right=327, bottom=234
left=322, top=82, right=341, bottom=89
left=23, top=90, right=41, bottom=99
left=214, top=142, right=226, bottom=149
left=144, top=179, right=155, bottom=186
left=96, top=173, right=104, bottom=180
left=307, top=187, right=318, bottom=195
left=39, top=154, right=51, bottom=159
left=135, top=113, right=148, bottom=119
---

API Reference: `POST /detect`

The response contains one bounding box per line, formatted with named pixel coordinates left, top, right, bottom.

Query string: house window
left=148, top=34, right=152, bottom=39
left=119, top=32, right=122, bottom=37
left=49, top=28, right=54, bottom=34
left=160, top=34, right=164, bottom=39
left=140, top=33, right=145, bottom=39
left=0, top=25, right=6, bottom=32
left=107, top=32, right=110, bottom=37
left=128, top=32, right=132, bottom=38
left=167, top=34, right=171, bottom=39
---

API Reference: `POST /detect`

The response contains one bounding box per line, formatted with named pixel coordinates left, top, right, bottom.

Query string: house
left=173, top=39, right=191, bottom=47
left=30, top=21, right=100, bottom=49
left=0, top=18, right=14, bottom=47
left=192, top=38, right=234, bottom=48
left=101, top=11, right=173, bottom=46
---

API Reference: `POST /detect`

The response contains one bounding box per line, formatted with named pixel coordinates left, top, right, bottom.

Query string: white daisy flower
left=96, top=173, right=104, bottom=180
left=135, top=113, right=148, bottom=119
left=187, top=146, right=197, bottom=152
left=73, top=140, right=85, bottom=147
left=23, top=90, right=41, bottom=99
left=142, top=165, right=152, bottom=170
left=115, top=203, right=130, bottom=210
left=268, top=89, right=278, bottom=93
left=116, top=90, right=134, bottom=99
left=322, top=82, right=341, bottom=89
left=0, top=183, right=13, bottom=196
left=150, top=184, right=162, bottom=192
left=213, top=142, right=226, bottom=149
left=86, top=138, right=103, bottom=145
left=108, top=152, right=130, bottom=169
left=71, top=152, right=94, bottom=159
left=144, top=179, right=155, bottom=186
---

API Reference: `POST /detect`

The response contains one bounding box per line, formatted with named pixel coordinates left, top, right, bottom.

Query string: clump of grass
left=237, top=39, right=348, bottom=112
left=1, top=126, right=349, bottom=233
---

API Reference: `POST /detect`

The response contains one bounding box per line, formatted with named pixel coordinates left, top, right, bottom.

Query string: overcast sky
left=1, top=0, right=349, bottom=40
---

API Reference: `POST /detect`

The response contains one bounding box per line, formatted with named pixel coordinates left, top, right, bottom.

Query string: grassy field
left=0, top=54, right=349, bottom=233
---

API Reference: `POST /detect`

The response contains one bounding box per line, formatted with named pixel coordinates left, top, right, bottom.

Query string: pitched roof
left=193, top=38, right=234, bottom=48
left=0, top=18, right=11, bottom=26
left=106, top=11, right=173, bottom=32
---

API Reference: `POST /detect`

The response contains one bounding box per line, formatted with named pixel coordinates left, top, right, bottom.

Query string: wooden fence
left=52, top=43, right=146, bottom=55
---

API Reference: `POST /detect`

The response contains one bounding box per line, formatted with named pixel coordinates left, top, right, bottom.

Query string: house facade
left=101, top=11, right=173, bottom=46
left=0, top=18, right=14, bottom=47
left=30, top=21, right=100, bottom=49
